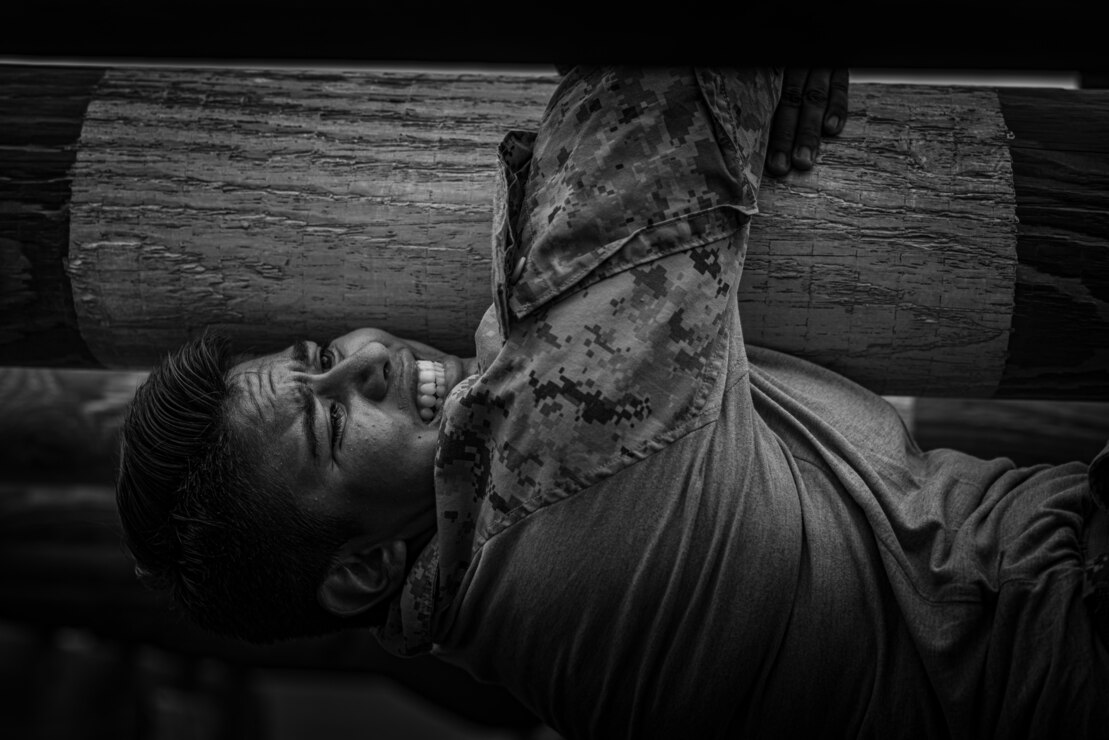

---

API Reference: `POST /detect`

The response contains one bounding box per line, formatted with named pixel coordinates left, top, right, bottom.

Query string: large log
left=0, top=366, right=144, bottom=484
left=2, top=65, right=1108, bottom=398
left=912, top=397, right=1108, bottom=467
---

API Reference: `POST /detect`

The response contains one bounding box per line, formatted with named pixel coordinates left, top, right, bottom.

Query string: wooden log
left=911, top=397, right=1108, bottom=468
left=0, top=65, right=104, bottom=367
left=0, top=366, right=145, bottom=484
left=2, top=64, right=1108, bottom=399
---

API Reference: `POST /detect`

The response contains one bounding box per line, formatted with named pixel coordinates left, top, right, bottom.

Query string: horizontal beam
left=2, top=65, right=1108, bottom=398
left=0, top=366, right=144, bottom=484
left=912, top=397, right=1109, bottom=466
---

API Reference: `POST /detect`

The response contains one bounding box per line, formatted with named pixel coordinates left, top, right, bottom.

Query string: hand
left=766, top=68, right=849, bottom=177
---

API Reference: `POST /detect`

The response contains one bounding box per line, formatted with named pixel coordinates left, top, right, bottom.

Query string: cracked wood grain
left=4, top=66, right=1108, bottom=398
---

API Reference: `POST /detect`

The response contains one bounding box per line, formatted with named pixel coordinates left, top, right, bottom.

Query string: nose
left=312, top=342, right=390, bottom=402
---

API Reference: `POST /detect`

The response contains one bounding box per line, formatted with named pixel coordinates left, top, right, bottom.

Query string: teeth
left=415, top=360, right=446, bottom=421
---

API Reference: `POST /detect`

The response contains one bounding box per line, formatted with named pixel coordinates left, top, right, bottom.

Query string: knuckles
left=802, top=87, right=829, bottom=106
left=778, top=86, right=806, bottom=107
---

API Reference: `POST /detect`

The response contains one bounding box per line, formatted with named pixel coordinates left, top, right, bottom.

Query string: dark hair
left=116, top=333, right=360, bottom=643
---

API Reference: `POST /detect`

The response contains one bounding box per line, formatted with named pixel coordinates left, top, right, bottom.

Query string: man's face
left=227, top=328, right=473, bottom=543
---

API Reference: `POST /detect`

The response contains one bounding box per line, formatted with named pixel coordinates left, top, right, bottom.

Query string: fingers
left=766, top=67, right=851, bottom=177
left=824, top=68, right=850, bottom=136
left=790, top=68, right=832, bottom=171
left=766, top=68, right=809, bottom=177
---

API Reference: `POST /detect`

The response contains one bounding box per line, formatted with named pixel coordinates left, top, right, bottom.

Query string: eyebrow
left=292, top=339, right=311, bottom=368
left=291, top=340, right=319, bottom=461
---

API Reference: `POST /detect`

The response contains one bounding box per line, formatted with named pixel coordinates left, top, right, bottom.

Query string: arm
left=474, top=67, right=783, bottom=493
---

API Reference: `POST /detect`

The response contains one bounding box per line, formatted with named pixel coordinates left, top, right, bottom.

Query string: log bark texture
left=912, top=397, right=1109, bottom=466
left=3, top=65, right=1108, bottom=398
left=0, top=366, right=144, bottom=484
left=0, top=65, right=104, bottom=367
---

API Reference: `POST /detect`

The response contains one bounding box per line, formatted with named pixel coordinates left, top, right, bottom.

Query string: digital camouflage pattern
left=373, top=67, right=782, bottom=655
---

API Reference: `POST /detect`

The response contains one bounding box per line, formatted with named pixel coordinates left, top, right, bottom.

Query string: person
left=116, top=67, right=1109, bottom=738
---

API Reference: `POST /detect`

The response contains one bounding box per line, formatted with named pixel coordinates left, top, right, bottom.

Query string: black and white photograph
left=2, top=8, right=1108, bottom=739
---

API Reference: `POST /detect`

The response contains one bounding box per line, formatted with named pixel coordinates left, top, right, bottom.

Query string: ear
left=317, top=539, right=407, bottom=618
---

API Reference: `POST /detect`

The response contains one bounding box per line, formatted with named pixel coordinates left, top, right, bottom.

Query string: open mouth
left=415, top=360, right=446, bottom=423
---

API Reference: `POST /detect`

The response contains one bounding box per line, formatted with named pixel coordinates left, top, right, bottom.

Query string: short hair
left=116, top=332, right=363, bottom=643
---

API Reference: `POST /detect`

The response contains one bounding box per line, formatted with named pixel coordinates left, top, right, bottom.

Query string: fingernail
left=826, top=115, right=841, bottom=132
left=795, top=146, right=813, bottom=168
left=771, top=152, right=788, bottom=173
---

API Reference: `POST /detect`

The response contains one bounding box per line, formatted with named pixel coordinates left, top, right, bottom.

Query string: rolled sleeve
left=492, top=67, right=782, bottom=328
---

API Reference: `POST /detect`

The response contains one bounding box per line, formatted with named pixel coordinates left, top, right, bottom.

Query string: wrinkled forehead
left=226, top=349, right=301, bottom=430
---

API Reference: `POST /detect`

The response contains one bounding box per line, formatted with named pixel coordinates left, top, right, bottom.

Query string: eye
left=320, top=346, right=336, bottom=371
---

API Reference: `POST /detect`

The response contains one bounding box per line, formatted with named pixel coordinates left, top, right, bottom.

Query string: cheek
left=413, top=427, right=440, bottom=456
left=346, top=416, right=435, bottom=469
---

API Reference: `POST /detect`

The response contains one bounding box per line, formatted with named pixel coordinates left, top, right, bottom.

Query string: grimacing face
left=226, top=328, right=476, bottom=545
